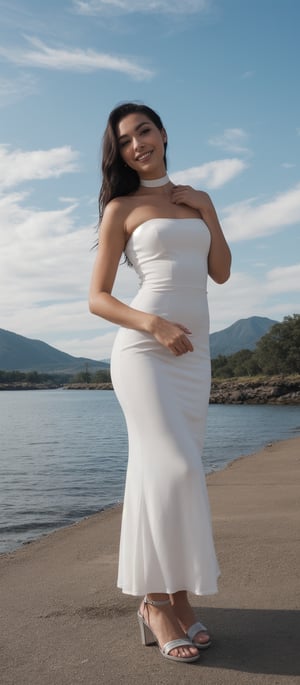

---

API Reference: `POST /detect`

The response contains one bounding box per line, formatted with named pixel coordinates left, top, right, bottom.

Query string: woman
left=89, top=102, right=231, bottom=663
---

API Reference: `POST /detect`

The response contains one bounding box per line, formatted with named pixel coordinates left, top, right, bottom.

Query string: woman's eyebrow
left=118, top=121, right=150, bottom=141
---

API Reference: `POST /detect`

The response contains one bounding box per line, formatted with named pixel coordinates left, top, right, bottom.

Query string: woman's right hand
left=148, top=316, right=194, bottom=356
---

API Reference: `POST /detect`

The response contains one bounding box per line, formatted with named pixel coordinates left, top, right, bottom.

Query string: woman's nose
left=133, top=136, right=144, bottom=151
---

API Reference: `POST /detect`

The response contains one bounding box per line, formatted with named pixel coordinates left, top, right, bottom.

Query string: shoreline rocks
left=210, top=375, right=300, bottom=404
left=1, top=376, right=299, bottom=404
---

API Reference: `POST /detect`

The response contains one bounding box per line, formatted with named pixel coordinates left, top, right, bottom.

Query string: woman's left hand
left=171, top=185, right=213, bottom=217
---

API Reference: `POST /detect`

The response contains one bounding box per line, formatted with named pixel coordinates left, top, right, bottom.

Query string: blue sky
left=0, top=0, right=299, bottom=360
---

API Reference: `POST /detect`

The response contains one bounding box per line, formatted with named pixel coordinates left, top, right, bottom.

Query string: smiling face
left=116, top=112, right=167, bottom=180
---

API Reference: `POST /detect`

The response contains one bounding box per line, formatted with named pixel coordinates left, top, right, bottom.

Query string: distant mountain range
left=209, top=316, right=277, bottom=358
left=0, top=316, right=278, bottom=373
left=0, top=329, right=109, bottom=374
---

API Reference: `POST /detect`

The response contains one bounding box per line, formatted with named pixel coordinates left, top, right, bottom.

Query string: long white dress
left=110, top=217, right=220, bottom=596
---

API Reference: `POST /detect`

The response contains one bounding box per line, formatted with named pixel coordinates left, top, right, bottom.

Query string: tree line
left=0, top=368, right=111, bottom=385
left=70, top=368, right=111, bottom=384
left=212, top=314, right=300, bottom=378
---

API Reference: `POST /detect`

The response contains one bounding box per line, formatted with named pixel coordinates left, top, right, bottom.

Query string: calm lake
left=0, top=389, right=299, bottom=554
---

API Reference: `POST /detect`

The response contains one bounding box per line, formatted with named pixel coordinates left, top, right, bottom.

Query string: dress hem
left=117, top=581, right=220, bottom=598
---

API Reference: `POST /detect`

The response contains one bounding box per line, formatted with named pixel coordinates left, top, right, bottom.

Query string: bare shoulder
left=101, top=196, right=135, bottom=236
left=102, top=197, right=127, bottom=226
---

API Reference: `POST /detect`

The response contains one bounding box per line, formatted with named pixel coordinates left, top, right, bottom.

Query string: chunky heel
left=137, top=612, right=156, bottom=645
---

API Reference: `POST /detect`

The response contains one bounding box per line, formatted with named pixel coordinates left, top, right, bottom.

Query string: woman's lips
left=136, top=151, right=152, bottom=163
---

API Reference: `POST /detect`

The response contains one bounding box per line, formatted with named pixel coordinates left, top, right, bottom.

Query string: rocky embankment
left=210, top=375, right=300, bottom=404
left=63, top=383, right=112, bottom=390
left=2, top=377, right=299, bottom=404
left=0, top=382, right=59, bottom=390
left=0, top=382, right=112, bottom=391
left=66, top=377, right=300, bottom=404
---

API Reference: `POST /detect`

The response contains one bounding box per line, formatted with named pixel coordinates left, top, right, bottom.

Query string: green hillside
left=210, top=316, right=278, bottom=358
left=0, top=329, right=108, bottom=374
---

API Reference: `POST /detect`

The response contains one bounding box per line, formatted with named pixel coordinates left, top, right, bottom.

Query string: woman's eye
left=141, top=128, right=150, bottom=135
left=120, top=140, right=130, bottom=148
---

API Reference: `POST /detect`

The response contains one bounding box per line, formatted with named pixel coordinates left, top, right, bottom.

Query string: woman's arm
left=89, top=200, right=152, bottom=331
left=89, top=201, right=194, bottom=356
left=200, top=194, right=231, bottom=284
left=171, top=186, right=231, bottom=284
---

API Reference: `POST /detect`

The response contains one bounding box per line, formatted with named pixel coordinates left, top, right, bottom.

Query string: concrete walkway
left=1, top=438, right=299, bottom=684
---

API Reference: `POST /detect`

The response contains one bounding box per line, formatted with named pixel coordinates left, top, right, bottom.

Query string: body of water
left=0, top=389, right=299, bottom=554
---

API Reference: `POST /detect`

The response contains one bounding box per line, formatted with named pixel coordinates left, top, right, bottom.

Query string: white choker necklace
left=140, top=174, right=170, bottom=188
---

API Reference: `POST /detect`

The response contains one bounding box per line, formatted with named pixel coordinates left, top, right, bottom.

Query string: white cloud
left=55, top=329, right=118, bottom=361
left=282, top=162, right=296, bottom=169
left=73, top=0, right=211, bottom=15
left=0, top=145, right=79, bottom=188
left=0, top=36, right=153, bottom=80
left=241, top=70, right=254, bottom=80
left=171, top=158, right=247, bottom=189
left=222, top=183, right=300, bottom=242
left=209, top=128, right=249, bottom=154
left=208, top=271, right=267, bottom=333
left=208, top=267, right=297, bottom=334
left=59, top=196, right=78, bottom=203
left=266, top=264, right=300, bottom=294
left=0, top=73, right=37, bottom=108
left=0, top=188, right=137, bottom=358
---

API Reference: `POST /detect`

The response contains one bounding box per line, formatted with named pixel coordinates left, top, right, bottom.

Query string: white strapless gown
left=110, top=218, right=220, bottom=596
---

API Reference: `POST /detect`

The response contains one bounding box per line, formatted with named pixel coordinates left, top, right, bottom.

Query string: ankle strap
left=144, top=596, right=170, bottom=607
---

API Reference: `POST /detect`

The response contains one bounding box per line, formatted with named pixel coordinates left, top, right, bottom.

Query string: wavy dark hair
left=98, top=102, right=167, bottom=224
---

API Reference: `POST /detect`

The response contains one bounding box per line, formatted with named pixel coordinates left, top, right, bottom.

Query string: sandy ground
left=1, top=436, right=299, bottom=685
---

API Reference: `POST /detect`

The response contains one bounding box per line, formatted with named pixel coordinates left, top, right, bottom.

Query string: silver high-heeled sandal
left=186, top=621, right=212, bottom=650
left=137, top=596, right=201, bottom=663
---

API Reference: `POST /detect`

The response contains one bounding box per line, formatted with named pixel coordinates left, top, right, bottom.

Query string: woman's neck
left=139, top=173, right=170, bottom=188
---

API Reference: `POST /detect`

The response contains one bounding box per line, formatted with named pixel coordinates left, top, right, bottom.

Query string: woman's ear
left=161, top=128, right=168, bottom=144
